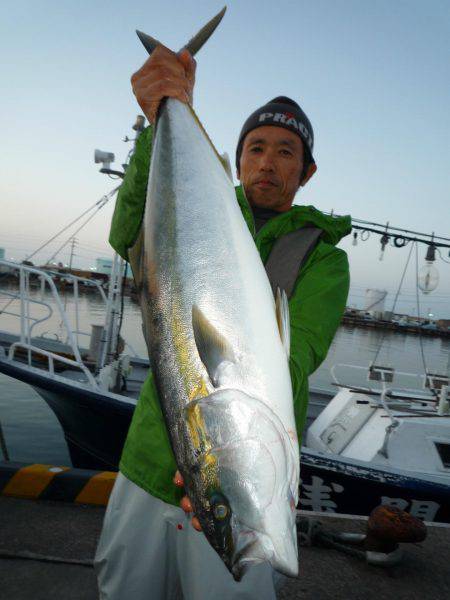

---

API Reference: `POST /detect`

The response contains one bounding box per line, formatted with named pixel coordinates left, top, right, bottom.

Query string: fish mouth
left=230, top=537, right=261, bottom=581
left=229, top=527, right=275, bottom=581
left=230, top=527, right=298, bottom=581
left=232, top=552, right=298, bottom=581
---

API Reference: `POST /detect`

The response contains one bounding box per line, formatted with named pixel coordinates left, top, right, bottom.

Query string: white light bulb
left=379, top=234, right=389, bottom=261
left=418, top=261, right=439, bottom=294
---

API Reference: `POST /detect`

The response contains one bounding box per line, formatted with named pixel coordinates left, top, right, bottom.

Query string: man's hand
left=131, top=45, right=196, bottom=124
left=173, top=470, right=202, bottom=531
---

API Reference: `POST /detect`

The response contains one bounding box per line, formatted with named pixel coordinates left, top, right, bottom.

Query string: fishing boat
left=1, top=258, right=449, bottom=524
left=307, top=363, right=450, bottom=480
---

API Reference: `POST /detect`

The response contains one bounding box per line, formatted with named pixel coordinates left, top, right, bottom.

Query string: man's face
left=238, top=126, right=310, bottom=212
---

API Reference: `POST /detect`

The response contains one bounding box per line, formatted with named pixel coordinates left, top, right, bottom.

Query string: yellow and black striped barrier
left=0, top=462, right=117, bottom=506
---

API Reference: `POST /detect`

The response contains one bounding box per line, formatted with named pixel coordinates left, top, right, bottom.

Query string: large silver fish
left=129, top=8, right=300, bottom=579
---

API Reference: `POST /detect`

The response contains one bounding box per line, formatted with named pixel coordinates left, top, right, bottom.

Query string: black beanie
left=235, top=96, right=315, bottom=171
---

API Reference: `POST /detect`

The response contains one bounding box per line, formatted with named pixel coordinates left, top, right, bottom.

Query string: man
left=95, top=46, right=351, bottom=599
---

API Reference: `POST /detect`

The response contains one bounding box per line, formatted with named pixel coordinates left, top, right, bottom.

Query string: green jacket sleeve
left=109, top=126, right=153, bottom=259
left=288, top=242, right=350, bottom=427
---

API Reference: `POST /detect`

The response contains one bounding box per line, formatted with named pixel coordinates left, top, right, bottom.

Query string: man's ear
left=300, top=162, right=317, bottom=187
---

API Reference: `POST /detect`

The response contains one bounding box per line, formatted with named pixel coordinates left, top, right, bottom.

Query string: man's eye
left=280, top=149, right=293, bottom=157
left=250, top=146, right=262, bottom=153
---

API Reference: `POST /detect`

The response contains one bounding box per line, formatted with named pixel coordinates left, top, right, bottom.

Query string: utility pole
left=68, top=237, right=77, bottom=271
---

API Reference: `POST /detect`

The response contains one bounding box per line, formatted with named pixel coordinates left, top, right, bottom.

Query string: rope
left=63, top=431, right=118, bottom=470
left=371, top=241, right=415, bottom=366
left=0, top=549, right=93, bottom=567
left=414, top=242, right=438, bottom=397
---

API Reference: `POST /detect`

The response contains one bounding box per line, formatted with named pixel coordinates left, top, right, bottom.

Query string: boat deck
left=0, top=329, right=150, bottom=397
left=0, top=328, right=333, bottom=407
left=1, top=496, right=449, bottom=599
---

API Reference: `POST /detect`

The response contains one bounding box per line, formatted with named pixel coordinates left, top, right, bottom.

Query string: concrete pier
left=1, top=496, right=449, bottom=599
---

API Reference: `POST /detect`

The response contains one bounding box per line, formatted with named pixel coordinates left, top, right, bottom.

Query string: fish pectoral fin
left=192, top=305, right=235, bottom=387
left=275, top=288, right=290, bottom=357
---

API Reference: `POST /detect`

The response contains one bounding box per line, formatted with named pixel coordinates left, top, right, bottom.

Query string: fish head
left=186, top=388, right=299, bottom=579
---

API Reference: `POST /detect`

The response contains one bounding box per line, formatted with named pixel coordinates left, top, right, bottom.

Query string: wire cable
left=0, top=188, right=119, bottom=316
left=25, top=186, right=120, bottom=262
left=349, top=224, right=450, bottom=249
left=339, top=214, right=450, bottom=244
left=436, top=248, right=450, bottom=265
left=45, top=199, right=114, bottom=266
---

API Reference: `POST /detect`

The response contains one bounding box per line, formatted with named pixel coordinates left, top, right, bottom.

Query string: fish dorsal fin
left=219, top=152, right=233, bottom=181
left=192, top=305, right=235, bottom=387
left=276, top=288, right=290, bottom=357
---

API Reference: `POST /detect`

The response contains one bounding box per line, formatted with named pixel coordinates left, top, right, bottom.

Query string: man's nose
left=258, top=152, right=275, bottom=171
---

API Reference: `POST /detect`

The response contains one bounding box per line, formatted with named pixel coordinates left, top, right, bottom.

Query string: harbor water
left=0, top=289, right=449, bottom=466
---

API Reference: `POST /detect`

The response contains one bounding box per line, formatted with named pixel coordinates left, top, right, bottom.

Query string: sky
left=1, top=0, right=449, bottom=317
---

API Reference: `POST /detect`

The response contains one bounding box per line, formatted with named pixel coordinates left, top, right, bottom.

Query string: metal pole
left=109, top=257, right=125, bottom=358
left=25, top=272, right=31, bottom=366
left=19, top=267, right=25, bottom=344
left=74, top=278, right=79, bottom=348
left=68, top=237, right=77, bottom=271
left=446, top=351, right=450, bottom=379
left=98, top=253, right=119, bottom=372
left=0, top=422, right=9, bottom=461
left=438, top=385, right=449, bottom=416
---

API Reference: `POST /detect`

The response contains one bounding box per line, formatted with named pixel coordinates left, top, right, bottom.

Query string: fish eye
left=210, top=491, right=231, bottom=522
left=213, top=504, right=228, bottom=520
left=209, top=492, right=234, bottom=558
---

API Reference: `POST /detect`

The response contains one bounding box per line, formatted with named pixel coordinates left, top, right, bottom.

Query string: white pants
left=95, top=474, right=281, bottom=600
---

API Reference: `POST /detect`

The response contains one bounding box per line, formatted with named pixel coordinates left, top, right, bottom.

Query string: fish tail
left=136, top=6, right=226, bottom=57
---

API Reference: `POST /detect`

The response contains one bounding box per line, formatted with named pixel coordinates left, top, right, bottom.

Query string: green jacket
left=109, top=126, right=351, bottom=507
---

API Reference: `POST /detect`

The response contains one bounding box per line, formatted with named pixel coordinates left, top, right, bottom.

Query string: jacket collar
left=234, top=184, right=351, bottom=247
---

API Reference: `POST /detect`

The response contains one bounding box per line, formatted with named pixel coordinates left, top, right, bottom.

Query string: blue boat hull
left=1, top=357, right=449, bottom=523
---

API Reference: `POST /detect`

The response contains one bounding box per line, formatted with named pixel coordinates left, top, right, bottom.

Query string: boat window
left=435, top=443, right=450, bottom=469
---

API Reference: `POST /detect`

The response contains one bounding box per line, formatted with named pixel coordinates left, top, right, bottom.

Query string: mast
left=96, top=115, right=146, bottom=372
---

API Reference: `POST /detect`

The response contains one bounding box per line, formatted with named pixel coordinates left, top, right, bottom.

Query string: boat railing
left=0, top=260, right=103, bottom=389
left=329, top=363, right=450, bottom=424
left=8, top=341, right=98, bottom=388
left=0, top=291, right=53, bottom=340
left=124, top=341, right=139, bottom=357
left=330, top=363, right=435, bottom=398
